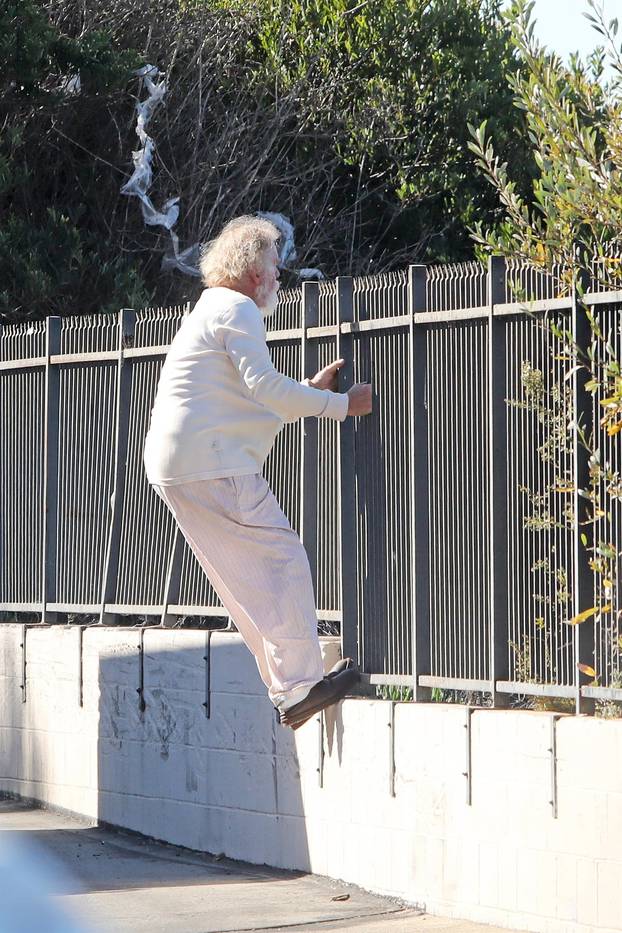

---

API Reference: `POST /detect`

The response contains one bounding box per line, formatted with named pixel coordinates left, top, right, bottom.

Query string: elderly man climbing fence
left=144, top=215, right=372, bottom=729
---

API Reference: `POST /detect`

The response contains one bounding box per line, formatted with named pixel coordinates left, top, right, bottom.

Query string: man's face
left=254, top=244, right=280, bottom=317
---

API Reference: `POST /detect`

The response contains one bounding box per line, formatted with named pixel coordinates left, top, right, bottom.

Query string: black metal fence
left=2, top=257, right=622, bottom=712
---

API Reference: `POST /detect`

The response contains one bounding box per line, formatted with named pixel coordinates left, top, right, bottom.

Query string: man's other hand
left=309, top=358, right=345, bottom=391
left=347, top=383, right=372, bottom=416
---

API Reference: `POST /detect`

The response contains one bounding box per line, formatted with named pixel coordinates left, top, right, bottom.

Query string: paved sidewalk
left=0, top=800, right=521, bottom=933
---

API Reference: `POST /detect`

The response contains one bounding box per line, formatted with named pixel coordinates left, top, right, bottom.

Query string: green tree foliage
left=2, top=0, right=529, bottom=320
left=247, top=0, right=529, bottom=266
left=468, top=0, right=622, bottom=279
left=468, top=0, right=622, bottom=690
left=0, top=0, right=147, bottom=320
left=468, top=0, right=622, bottom=431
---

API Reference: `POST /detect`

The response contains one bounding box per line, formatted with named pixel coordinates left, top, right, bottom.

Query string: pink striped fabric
left=153, top=474, right=324, bottom=710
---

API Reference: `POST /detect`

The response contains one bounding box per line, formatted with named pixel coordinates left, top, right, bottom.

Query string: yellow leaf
left=604, top=578, right=613, bottom=588
left=566, top=607, right=597, bottom=625
left=607, top=421, right=622, bottom=436
left=600, top=397, right=619, bottom=406
left=600, top=604, right=612, bottom=614
left=581, top=508, right=607, bottom=525
left=578, top=663, right=597, bottom=678
left=553, top=484, right=575, bottom=493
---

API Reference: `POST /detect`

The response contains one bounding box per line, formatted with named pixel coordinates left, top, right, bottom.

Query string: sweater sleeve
left=217, top=299, right=349, bottom=422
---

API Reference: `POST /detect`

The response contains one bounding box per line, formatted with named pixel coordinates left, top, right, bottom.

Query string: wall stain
left=186, top=763, right=198, bottom=793
left=150, top=687, right=176, bottom=760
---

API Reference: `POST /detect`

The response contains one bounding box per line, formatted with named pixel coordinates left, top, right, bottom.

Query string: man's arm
left=218, top=299, right=349, bottom=421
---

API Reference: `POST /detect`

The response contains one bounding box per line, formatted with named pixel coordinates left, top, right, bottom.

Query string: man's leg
left=153, top=475, right=325, bottom=710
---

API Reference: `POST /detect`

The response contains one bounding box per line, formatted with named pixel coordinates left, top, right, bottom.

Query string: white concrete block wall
left=1, top=624, right=622, bottom=933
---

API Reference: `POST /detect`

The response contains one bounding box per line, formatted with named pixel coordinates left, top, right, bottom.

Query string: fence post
left=99, top=309, right=136, bottom=625
left=160, top=529, right=184, bottom=627
left=571, top=257, right=596, bottom=714
left=488, top=255, right=511, bottom=705
left=41, top=316, right=61, bottom=624
left=409, top=266, right=431, bottom=700
left=300, top=282, right=320, bottom=597
left=336, top=276, right=359, bottom=664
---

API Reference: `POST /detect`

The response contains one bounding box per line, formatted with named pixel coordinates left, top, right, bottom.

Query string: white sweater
left=144, top=287, right=349, bottom=485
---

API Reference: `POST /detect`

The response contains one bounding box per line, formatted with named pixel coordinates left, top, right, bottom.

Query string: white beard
left=256, top=281, right=280, bottom=318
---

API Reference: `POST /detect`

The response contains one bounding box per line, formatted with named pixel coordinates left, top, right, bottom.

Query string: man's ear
left=248, top=263, right=263, bottom=287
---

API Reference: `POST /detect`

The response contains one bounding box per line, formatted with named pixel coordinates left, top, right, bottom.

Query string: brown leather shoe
left=279, top=659, right=359, bottom=729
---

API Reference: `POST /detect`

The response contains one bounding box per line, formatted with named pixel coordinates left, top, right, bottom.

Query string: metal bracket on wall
left=549, top=714, right=561, bottom=819
left=388, top=701, right=396, bottom=797
left=317, top=711, right=325, bottom=788
left=463, top=706, right=474, bottom=805
left=137, top=628, right=146, bottom=713
left=202, top=630, right=212, bottom=718
left=20, top=625, right=28, bottom=704
left=78, top=625, right=85, bottom=707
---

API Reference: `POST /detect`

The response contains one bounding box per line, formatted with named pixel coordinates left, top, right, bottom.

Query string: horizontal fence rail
left=2, top=259, right=622, bottom=712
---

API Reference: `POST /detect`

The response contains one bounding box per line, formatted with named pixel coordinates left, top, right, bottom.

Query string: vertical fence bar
left=572, top=258, right=595, bottom=714
left=409, top=265, right=431, bottom=700
left=42, top=317, right=61, bottom=624
left=337, top=276, right=358, bottom=663
left=301, top=282, right=319, bottom=597
left=489, top=256, right=511, bottom=705
left=160, top=529, right=183, bottom=627
left=99, top=309, right=136, bottom=625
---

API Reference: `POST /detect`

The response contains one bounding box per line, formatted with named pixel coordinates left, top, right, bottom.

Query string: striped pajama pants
left=153, top=474, right=324, bottom=710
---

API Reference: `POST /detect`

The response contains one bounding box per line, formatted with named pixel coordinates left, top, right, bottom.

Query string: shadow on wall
left=1, top=626, right=346, bottom=876
left=95, top=634, right=343, bottom=871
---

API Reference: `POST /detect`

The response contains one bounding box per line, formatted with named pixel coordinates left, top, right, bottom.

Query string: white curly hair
left=199, top=215, right=280, bottom=287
